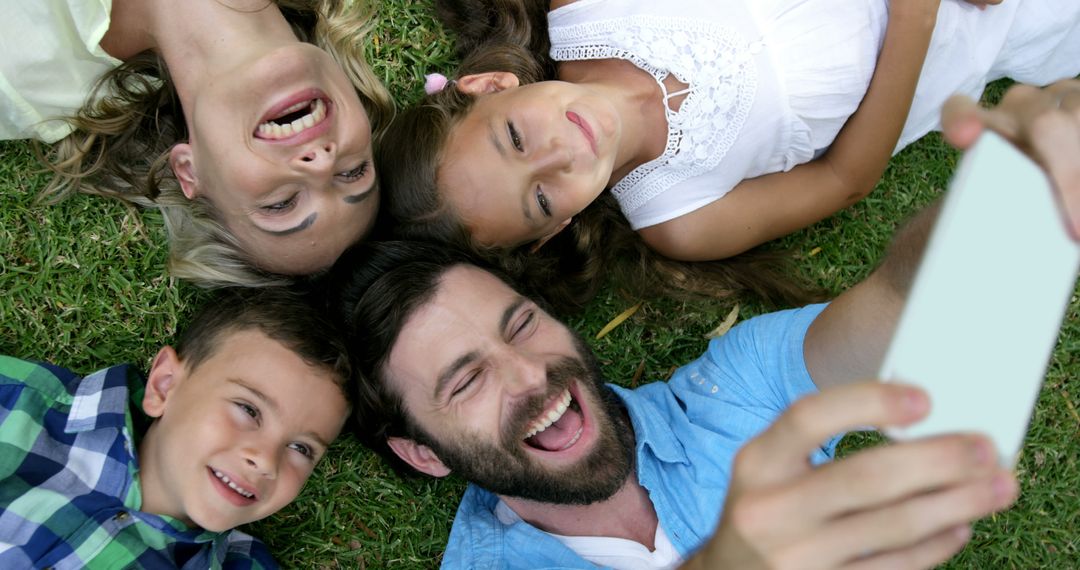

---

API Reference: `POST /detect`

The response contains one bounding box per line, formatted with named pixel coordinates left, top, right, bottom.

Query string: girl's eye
left=508, top=121, right=523, bottom=152
left=336, top=160, right=369, bottom=183
left=289, top=442, right=315, bottom=460
left=235, top=402, right=259, bottom=421
left=536, top=188, right=552, bottom=217
left=262, top=195, right=298, bottom=214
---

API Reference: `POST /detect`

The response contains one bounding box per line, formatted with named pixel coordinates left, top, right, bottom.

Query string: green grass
left=1, top=3, right=1078, bottom=568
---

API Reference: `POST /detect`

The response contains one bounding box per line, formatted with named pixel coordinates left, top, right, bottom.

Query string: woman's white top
left=548, top=0, right=1080, bottom=229
left=0, top=0, right=120, bottom=142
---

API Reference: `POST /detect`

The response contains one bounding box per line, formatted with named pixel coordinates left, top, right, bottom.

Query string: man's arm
left=806, top=79, right=1080, bottom=390
left=680, top=382, right=1016, bottom=570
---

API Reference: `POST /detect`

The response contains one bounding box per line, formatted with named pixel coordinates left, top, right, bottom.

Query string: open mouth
left=209, top=467, right=257, bottom=503
left=522, top=388, right=585, bottom=452
left=255, top=98, right=328, bottom=140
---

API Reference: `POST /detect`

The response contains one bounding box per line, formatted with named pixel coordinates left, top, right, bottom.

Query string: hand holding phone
left=879, top=132, right=1080, bottom=466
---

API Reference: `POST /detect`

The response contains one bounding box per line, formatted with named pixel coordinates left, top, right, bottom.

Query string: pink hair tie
left=424, top=73, right=451, bottom=95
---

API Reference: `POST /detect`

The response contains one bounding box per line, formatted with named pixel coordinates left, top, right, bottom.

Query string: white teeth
left=524, top=389, right=573, bottom=439
left=212, top=469, right=255, bottom=499
left=256, top=99, right=327, bottom=140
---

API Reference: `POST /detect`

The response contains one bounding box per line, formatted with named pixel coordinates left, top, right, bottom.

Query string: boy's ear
left=169, top=143, right=200, bottom=200
left=456, top=72, right=521, bottom=96
left=387, top=437, right=452, bottom=478
left=143, top=346, right=185, bottom=418
left=529, top=217, right=573, bottom=253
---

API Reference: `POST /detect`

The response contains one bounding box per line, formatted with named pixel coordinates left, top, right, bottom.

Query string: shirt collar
left=609, top=384, right=689, bottom=466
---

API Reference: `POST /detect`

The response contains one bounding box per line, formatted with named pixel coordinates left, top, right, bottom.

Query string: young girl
left=378, top=0, right=1080, bottom=309
left=2, top=0, right=392, bottom=287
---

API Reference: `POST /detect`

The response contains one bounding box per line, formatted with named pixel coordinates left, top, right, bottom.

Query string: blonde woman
left=2, top=0, right=392, bottom=286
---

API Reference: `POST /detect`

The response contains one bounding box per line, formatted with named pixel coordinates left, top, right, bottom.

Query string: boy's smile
left=137, top=329, right=348, bottom=532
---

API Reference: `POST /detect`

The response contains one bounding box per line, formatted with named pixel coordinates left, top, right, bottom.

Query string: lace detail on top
left=550, top=15, right=759, bottom=217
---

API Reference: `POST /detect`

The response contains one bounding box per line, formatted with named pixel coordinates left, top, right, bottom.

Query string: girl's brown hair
left=36, top=0, right=393, bottom=288
left=377, top=1, right=820, bottom=312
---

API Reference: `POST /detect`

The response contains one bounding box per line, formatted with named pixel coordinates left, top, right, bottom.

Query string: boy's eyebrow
left=228, top=377, right=280, bottom=415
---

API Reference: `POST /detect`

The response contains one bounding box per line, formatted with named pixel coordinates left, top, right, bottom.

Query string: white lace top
left=548, top=0, right=1080, bottom=230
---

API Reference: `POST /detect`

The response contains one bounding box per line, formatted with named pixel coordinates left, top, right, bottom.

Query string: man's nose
left=503, top=351, right=548, bottom=398
left=294, top=143, right=337, bottom=177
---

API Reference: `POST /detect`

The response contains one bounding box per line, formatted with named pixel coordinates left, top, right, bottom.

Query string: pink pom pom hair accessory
left=424, top=73, right=453, bottom=95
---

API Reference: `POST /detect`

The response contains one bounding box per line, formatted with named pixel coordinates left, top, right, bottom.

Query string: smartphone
left=878, top=131, right=1080, bottom=467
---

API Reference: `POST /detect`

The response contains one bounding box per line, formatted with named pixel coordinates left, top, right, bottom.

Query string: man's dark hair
left=325, top=241, right=523, bottom=475
left=175, top=287, right=352, bottom=402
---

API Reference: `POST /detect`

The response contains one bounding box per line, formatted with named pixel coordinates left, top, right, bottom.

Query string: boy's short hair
left=175, top=288, right=352, bottom=402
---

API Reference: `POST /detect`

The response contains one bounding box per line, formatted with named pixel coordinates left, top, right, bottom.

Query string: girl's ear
left=143, top=346, right=184, bottom=418
left=169, top=144, right=200, bottom=200
left=387, top=437, right=452, bottom=477
left=529, top=217, right=574, bottom=253
left=456, top=72, right=521, bottom=95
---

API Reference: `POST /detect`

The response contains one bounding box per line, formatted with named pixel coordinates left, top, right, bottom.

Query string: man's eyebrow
left=227, top=377, right=280, bottom=415
left=258, top=213, right=316, bottom=236
left=500, top=297, right=527, bottom=333
left=433, top=350, right=481, bottom=401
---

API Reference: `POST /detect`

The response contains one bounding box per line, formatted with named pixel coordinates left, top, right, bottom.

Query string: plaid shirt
left=0, top=355, right=278, bottom=569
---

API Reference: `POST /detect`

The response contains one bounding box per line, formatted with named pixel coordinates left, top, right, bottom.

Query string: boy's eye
left=536, top=188, right=551, bottom=217
left=235, top=401, right=260, bottom=421
left=508, top=121, right=523, bottom=152
left=288, top=442, right=315, bottom=460
left=336, top=160, right=369, bottom=183
left=262, top=194, right=298, bottom=214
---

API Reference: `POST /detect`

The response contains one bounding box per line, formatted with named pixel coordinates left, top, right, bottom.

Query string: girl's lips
left=566, top=111, right=598, bottom=156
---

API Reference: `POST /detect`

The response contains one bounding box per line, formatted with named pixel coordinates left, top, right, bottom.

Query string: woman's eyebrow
left=343, top=189, right=374, bottom=204
left=259, top=213, right=316, bottom=236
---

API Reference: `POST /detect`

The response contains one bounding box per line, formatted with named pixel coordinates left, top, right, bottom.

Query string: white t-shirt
left=495, top=499, right=685, bottom=570
left=0, top=0, right=121, bottom=142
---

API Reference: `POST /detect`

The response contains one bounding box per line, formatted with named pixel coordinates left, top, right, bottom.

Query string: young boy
left=0, top=288, right=351, bottom=568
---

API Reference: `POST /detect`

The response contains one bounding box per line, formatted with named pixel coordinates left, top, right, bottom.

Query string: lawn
left=1, top=1, right=1077, bottom=568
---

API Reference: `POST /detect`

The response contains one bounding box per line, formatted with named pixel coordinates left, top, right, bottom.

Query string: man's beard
left=412, top=335, right=635, bottom=505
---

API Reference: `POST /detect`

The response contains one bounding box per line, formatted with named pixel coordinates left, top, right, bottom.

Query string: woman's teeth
left=524, top=389, right=573, bottom=439
left=213, top=469, right=255, bottom=499
left=256, top=98, right=327, bottom=140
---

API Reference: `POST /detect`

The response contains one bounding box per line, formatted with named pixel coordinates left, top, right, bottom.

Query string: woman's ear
left=387, top=437, right=452, bottom=477
left=169, top=144, right=200, bottom=200
left=455, top=72, right=522, bottom=95
left=143, top=346, right=184, bottom=418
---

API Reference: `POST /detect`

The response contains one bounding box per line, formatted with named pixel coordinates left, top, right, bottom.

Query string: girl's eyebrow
left=488, top=119, right=507, bottom=157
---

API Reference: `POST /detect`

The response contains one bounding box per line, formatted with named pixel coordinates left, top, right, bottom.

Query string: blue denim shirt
left=440, top=304, right=839, bottom=569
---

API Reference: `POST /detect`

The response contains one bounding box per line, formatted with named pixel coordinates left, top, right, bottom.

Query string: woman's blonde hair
left=37, top=0, right=393, bottom=288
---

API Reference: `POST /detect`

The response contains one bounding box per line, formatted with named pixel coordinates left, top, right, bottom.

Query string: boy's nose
left=243, top=444, right=280, bottom=480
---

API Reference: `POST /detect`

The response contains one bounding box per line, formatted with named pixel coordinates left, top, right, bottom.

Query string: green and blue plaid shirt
left=0, top=355, right=278, bottom=569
